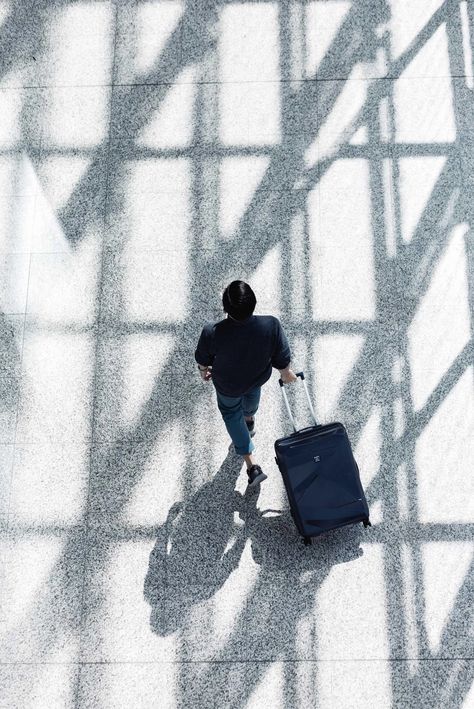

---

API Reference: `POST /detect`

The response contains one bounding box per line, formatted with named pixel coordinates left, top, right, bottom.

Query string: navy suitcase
left=275, top=372, right=370, bottom=546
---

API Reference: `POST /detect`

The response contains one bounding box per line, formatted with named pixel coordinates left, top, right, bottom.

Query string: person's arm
left=195, top=325, right=214, bottom=382
left=271, top=319, right=297, bottom=383
left=197, top=363, right=212, bottom=382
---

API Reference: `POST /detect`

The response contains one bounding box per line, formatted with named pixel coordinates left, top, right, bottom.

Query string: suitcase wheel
left=303, top=536, right=312, bottom=547
left=363, top=519, right=371, bottom=528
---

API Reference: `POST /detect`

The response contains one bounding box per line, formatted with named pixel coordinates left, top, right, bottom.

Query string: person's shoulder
left=254, top=314, right=280, bottom=329
left=201, top=321, right=216, bottom=336
left=213, top=317, right=228, bottom=330
left=202, top=318, right=227, bottom=334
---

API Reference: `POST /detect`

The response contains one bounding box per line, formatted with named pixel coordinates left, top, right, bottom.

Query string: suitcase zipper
left=286, top=426, right=340, bottom=448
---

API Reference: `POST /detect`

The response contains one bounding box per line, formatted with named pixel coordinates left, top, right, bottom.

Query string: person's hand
left=199, top=366, right=212, bottom=382
left=280, top=368, right=297, bottom=384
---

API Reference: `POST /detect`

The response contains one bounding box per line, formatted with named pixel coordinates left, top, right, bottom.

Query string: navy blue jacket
left=195, top=315, right=291, bottom=396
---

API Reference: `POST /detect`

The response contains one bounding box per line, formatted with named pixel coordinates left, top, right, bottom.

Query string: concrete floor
left=0, top=0, right=473, bottom=707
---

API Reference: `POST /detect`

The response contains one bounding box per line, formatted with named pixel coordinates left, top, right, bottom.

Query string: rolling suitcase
left=275, top=372, right=370, bottom=546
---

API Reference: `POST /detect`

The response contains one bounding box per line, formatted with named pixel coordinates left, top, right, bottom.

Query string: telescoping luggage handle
left=279, top=371, right=318, bottom=432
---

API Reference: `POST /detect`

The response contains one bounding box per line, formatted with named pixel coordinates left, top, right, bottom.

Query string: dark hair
left=222, top=281, right=256, bottom=320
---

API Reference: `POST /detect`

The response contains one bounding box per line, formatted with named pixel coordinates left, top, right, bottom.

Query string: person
left=194, top=280, right=297, bottom=487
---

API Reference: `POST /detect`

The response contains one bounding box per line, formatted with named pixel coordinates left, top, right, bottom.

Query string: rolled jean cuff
left=234, top=438, right=255, bottom=456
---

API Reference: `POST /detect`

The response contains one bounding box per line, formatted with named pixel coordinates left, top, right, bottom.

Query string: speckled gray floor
left=0, top=1, right=473, bottom=707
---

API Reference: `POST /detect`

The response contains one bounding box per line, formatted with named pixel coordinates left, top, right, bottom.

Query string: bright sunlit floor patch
left=394, top=16, right=451, bottom=79
left=416, top=367, right=474, bottom=524
left=16, top=330, right=95, bottom=443
left=90, top=539, right=177, bottom=662
left=2, top=664, right=76, bottom=708
left=132, top=1, right=184, bottom=80
left=320, top=660, right=392, bottom=708
left=42, top=87, right=110, bottom=149
left=317, top=543, right=390, bottom=660
left=422, top=542, right=473, bottom=654
left=9, top=443, right=89, bottom=527
left=246, top=662, right=285, bottom=708
left=397, top=156, right=446, bottom=244
left=0, top=193, right=35, bottom=253
left=389, top=0, right=446, bottom=62
left=33, top=155, right=104, bottom=252
left=219, top=81, right=281, bottom=147
left=96, top=332, right=175, bottom=440
left=0, top=89, right=25, bottom=148
left=120, top=157, right=190, bottom=195
left=313, top=334, right=365, bottom=419
left=37, top=155, right=96, bottom=212
left=121, top=249, right=189, bottom=323
left=0, top=153, right=38, bottom=197
left=219, top=2, right=280, bottom=83
left=394, top=76, right=456, bottom=143
left=79, top=663, right=177, bottom=708
left=304, top=1, right=351, bottom=78
left=26, top=249, right=100, bottom=326
left=0, top=2, right=10, bottom=28
left=248, top=243, right=281, bottom=317
left=209, top=542, right=259, bottom=655
left=137, top=74, right=196, bottom=148
left=218, top=3, right=281, bottom=145
left=310, top=159, right=376, bottom=321
left=408, top=223, right=471, bottom=412
left=42, top=2, right=113, bottom=85
left=0, top=534, right=81, bottom=662
left=116, top=188, right=191, bottom=253
left=124, top=420, right=185, bottom=527
left=219, top=156, right=270, bottom=239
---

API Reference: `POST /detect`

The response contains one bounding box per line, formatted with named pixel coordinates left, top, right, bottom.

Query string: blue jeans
left=216, top=385, right=261, bottom=455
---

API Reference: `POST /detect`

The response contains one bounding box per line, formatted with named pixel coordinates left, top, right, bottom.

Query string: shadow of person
left=164, top=484, right=365, bottom=708
left=144, top=449, right=248, bottom=636
left=145, top=451, right=364, bottom=640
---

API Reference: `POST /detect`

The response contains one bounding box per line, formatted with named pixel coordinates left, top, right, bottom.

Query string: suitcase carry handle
left=278, top=370, right=305, bottom=386
left=278, top=370, right=318, bottom=432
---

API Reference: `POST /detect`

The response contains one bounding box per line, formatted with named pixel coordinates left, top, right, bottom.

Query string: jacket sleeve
left=194, top=324, right=215, bottom=367
left=271, top=319, right=291, bottom=369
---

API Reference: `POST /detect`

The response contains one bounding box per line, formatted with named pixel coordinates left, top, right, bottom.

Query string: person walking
left=195, top=280, right=297, bottom=487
